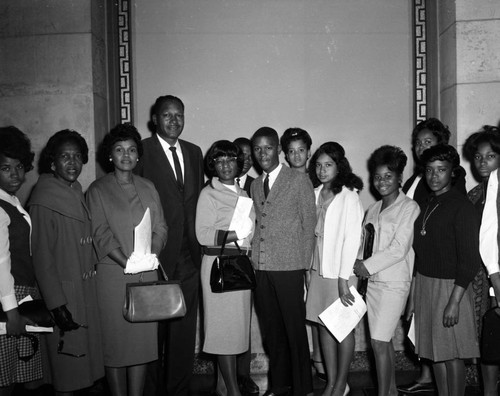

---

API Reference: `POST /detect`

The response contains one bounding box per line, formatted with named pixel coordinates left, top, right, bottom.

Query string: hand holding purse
left=210, top=231, right=256, bottom=293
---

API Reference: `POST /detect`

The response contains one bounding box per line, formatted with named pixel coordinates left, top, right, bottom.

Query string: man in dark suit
left=250, top=127, right=316, bottom=396
left=135, top=95, right=204, bottom=396
left=232, top=137, right=259, bottom=395
left=234, top=137, right=255, bottom=197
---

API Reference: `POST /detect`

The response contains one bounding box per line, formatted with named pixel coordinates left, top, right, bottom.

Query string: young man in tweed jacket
left=250, top=127, right=316, bottom=396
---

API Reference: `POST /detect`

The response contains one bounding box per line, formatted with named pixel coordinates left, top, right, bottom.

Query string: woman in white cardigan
left=305, top=142, right=364, bottom=396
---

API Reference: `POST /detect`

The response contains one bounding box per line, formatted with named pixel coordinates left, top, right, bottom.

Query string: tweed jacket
left=135, top=134, right=204, bottom=277
left=86, top=173, right=168, bottom=264
left=251, top=165, right=316, bottom=271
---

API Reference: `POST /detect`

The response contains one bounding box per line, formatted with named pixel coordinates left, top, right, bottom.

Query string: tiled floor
left=14, top=371, right=483, bottom=395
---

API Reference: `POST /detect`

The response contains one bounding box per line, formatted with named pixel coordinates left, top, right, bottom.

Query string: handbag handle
left=158, top=263, right=169, bottom=281
left=219, top=231, right=243, bottom=256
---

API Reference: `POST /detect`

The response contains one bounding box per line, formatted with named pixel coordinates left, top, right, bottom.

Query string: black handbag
left=0, top=299, right=55, bottom=327
left=357, top=223, right=375, bottom=298
left=123, top=263, right=187, bottom=322
left=481, top=307, right=500, bottom=363
left=210, top=232, right=256, bottom=293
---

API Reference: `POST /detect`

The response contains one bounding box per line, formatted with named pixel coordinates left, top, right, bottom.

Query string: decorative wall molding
left=115, top=1, right=427, bottom=126
left=414, top=0, right=427, bottom=123
left=118, top=0, right=133, bottom=123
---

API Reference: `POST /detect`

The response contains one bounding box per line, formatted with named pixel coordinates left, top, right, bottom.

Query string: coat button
left=260, top=225, right=265, bottom=229
left=262, top=213, right=267, bottom=217
left=260, top=238, right=264, bottom=242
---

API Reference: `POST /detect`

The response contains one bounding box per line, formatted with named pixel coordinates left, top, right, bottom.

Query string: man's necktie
left=169, top=147, right=184, bottom=191
left=263, top=174, right=269, bottom=198
left=236, top=178, right=241, bottom=187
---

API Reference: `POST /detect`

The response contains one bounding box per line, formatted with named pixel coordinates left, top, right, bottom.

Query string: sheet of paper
left=318, top=286, right=367, bottom=342
left=408, top=314, right=415, bottom=347
left=134, top=207, right=151, bottom=255
left=0, top=295, right=54, bottom=335
left=228, top=197, right=253, bottom=231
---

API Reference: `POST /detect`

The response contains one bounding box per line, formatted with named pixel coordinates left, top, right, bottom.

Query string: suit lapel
left=179, top=140, right=195, bottom=198
left=267, top=165, right=288, bottom=200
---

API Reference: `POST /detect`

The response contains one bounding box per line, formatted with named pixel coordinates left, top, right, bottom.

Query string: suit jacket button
left=262, top=213, right=267, bottom=217
left=260, top=238, right=264, bottom=242
left=260, top=225, right=265, bottom=229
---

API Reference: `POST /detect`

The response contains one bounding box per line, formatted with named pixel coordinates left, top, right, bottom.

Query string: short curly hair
left=420, top=144, right=460, bottom=172
left=0, top=126, right=34, bottom=172
left=251, top=127, right=279, bottom=147
left=39, top=129, right=88, bottom=174
left=280, top=128, right=312, bottom=151
left=102, top=123, right=143, bottom=159
left=463, top=125, right=500, bottom=162
left=368, top=145, right=408, bottom=177
left=411, top=118, right=451, bottom=148
left=205, top=140, right=244, bottom=178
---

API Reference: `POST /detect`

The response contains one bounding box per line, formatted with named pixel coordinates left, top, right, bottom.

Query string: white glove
left=124, top=252, right=160, bottom=274
left=234, top=217, right=253, bottom=240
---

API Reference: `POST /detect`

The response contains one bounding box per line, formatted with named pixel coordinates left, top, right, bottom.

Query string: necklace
left=420, top=202, right=440, bottom=236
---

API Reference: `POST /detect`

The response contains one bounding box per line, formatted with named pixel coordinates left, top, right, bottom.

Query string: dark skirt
left=414, top=273, right=479, bottom=362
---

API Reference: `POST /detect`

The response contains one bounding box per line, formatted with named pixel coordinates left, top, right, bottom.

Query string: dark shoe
left=311, top=359, right=327, bottom=382
left=238, top=375, right=259, bottom=395
left=315, top=371, right=327, bottom=381
left=396, top=380, right=436, bottom=393
left=262, top=387, right=291, bottom=396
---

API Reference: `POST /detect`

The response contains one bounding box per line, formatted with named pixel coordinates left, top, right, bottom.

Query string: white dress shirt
left=157, top=135, right=185, bottom=183
left=480, top=169, right=499, bottom=276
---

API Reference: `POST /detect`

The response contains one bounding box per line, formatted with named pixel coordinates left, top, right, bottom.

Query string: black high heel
left=311, top=359, right=327, bottom=381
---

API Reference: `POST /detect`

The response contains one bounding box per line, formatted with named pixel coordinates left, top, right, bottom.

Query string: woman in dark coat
left=29, top=130, right=104, bottom=395
left=87, top=124, right=168, bottom=396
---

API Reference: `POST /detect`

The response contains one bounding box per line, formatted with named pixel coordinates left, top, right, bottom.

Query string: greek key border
left=116, top=1, right=426, bottom=125
left=118, top=0, right=133, bottom=123
left=414, top=0, right=427, bottom=122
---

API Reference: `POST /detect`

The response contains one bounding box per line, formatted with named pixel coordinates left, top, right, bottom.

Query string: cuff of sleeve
left=1, top=294, right=18, bottom=312
left=97, top=241, right=121, bottom=261
left=340, top=268, right=354, bottom=280
left=454, top=278, right=471, bottom=289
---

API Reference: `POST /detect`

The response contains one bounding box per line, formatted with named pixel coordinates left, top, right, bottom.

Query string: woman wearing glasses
left=196, top=140, right=255, bottom=396
left=0, top=127, right=42, bottom=396
left=29, top=130, right=104, bottom=396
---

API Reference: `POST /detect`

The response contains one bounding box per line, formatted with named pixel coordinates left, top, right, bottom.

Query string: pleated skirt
left=414, top=273, right=480, bottom=362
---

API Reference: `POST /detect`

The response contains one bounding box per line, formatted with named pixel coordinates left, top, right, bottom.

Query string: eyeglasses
left=214, top=157, right=237, bottom=167
left=17, top=333, right=39, bottom=362
left=57, top=326, right=88, bottom=358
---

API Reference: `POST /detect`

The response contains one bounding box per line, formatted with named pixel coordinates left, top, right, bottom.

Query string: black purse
left=357, top=223, right=375, bottom=298
left=210, top=232, right=256, bottom=293
left=0, top=299, right=55, bottom=327
left=481, top=307, right=500, bottom=363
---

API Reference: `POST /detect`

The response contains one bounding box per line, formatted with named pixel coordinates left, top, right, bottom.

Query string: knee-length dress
left=413, top=189, right=481, bottom=361
left=362, top=191, right=420, bottom=342
left=306, top=186, right=363, bottom=324
left=195, top=179, right=255, bottom=354
left=87, top=173, right=168, bottom=367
